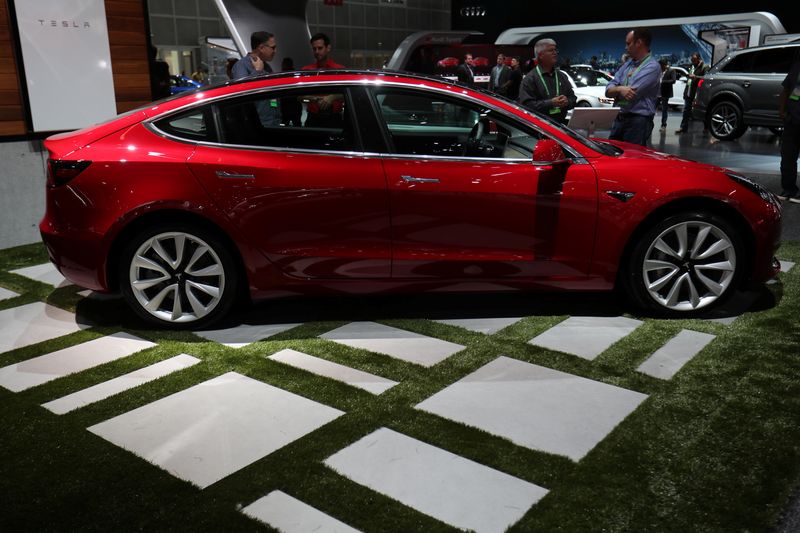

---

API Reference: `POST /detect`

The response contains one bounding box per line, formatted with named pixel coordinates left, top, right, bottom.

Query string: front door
left=370, top=87, right=598, bottom=281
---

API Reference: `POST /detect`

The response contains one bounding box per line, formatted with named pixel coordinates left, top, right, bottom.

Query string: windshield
left=482, top=88, right=619, bottom=156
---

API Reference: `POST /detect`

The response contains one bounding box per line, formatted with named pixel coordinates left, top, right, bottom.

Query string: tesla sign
left=15, top=0, right=117, bottom=132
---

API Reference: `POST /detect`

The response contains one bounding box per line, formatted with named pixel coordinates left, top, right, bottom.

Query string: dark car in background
left=693, top=43, right=800, bottom=140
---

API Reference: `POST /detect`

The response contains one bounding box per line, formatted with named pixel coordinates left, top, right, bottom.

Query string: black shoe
left=790, top=192, right=800, bottom=204
left=777, top=190, right=800, bottom=201
left=675, top=129, right=686, bottom=134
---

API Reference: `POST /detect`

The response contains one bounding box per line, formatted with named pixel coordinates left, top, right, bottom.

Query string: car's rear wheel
left=708, top=100, right=746, bottom=140
left=120, top=224, right=238, bottom=328
left=624, top=212, right=744, bottom=316
left=577, top=101, right=592, bottom=107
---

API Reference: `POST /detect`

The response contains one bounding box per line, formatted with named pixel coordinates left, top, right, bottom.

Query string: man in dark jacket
left=777, top=52, right=800, bottom=202
left=658, top=58, right=677, bottom=131
left=489, top=53, right=510, bottom=95
left=456, top=53, right=475, bottom=86
left=676, top=52, right=709, bottom=133
left=518, top=39, right=576, bottom=125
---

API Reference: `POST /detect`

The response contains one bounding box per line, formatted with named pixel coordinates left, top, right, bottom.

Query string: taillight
left=46, top=159, right=91, bottom=187
left=697, top=78, right=705, bottom=90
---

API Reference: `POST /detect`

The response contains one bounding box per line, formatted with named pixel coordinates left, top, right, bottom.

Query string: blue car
left=169, top=75, right=202, bottom=95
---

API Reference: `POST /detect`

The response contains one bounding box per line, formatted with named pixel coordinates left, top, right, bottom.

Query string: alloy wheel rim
left=710, top=103, right=738, bottom=137
left=129, top=232, right=225, bottom=323
left=642, top=221, right=736, bottom=311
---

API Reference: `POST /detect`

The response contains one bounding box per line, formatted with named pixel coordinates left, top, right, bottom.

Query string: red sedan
left=40, top=70, right=782, bottom=328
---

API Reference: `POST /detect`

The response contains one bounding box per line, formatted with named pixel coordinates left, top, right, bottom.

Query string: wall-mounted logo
left=460, top=6, right=486, bottom=17
left=37, top=19, right=91, bottom=29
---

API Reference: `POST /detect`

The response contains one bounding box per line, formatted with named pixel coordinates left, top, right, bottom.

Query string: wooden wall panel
left=0, top=0, right=152, bottom=137
left=105, top=0, right=151, bottom=113
left=0, top=0, right=25, bottom=136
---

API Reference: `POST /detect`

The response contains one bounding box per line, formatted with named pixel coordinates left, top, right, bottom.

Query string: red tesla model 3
left=40, top=70, right=782, bottom=328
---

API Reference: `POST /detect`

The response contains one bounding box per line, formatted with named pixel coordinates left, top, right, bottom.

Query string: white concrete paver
left=42, top=354, right=201, bottom=414
left=528, top=316, right=643, bottom=360
left=10, top=263, right=71, bottom=288
left=434, top=317, right=523, bottom=335
left=0, top=332, right=157, bottom=392
left=242, top=490, right=361, bottom=533
left=0, top=302, right=87, bottom=355
left=319, top=322, right=464, bottom=367
left=416, top=356, right=648, bottom=461
left=269, top=349, right=398, bottom=395
left=88, top=372, right=344, bottom=489
left=637, top=330, right=716, bottom=380
left=195, top=323, right=302, bottom=348
left=325, top=427, right=547, bottom=533
left=780, top=260, right=795, bottom=273
left=0, top=287, right=19, bottom=302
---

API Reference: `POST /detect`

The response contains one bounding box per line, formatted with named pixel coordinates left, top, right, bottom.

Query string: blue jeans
left=610, top=113, right=654, bottom=146
left=781, top=116, right=800, bottom=194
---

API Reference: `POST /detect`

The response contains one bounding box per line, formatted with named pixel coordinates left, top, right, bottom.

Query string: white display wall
left=15, top=0, right=118, bottom=132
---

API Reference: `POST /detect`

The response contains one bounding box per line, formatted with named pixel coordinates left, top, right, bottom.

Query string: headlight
left=725, top=172, right=777, bottom=203
left=599, top=97, right=614, bottom=105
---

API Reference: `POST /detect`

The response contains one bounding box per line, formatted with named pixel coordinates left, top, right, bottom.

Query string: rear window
left=153, top=106, right=216, bottom=142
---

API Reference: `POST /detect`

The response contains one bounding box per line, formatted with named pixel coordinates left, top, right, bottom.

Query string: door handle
left=216, top=170, right=255, bottom=179
left=742, top=81, right=751, bottom=88
left=401, top=175, right=440, bottom=183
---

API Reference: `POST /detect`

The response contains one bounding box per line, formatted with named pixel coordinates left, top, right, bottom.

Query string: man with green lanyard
left=777, top=51, right=800, bottom=202
left=605, top=28, right=661, bottom=146
left=518, top=38, right=576, bottom=125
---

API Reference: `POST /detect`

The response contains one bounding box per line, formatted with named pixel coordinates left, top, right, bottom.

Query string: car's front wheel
left=624, top=212, right=744, bottom=316
left=708, top=100, right=746, bottom=140
left=120, top=224, right=238, bottom=328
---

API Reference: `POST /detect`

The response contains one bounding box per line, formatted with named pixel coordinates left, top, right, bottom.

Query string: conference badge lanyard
left=791, top=71, right=800, bottom=101
left=536, top=66, right=562, bottom=115
left=618, top=54, right=652, bottom=107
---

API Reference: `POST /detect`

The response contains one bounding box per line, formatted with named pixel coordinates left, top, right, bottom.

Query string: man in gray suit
left=489, top=53, right=511, bottom=95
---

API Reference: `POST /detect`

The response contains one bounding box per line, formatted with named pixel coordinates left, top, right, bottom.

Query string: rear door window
left=749, top=48, right=797, bottom=74
left=215, top=87, right=359, bottom=152
left=721, top=52, right=754, bottom=73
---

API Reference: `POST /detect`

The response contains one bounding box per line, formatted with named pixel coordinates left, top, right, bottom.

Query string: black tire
left=119, top=223, right=239, bottom=329
left=708, top=100, right=746, bottom=141
left=577, top=101, right=592, bottom=108
left=622, top=212, right=745, bottom=317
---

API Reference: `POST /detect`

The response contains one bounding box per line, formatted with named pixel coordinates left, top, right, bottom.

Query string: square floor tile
left=89, top=372, right=344, bottom=488
left=242, top=490, right=360, bottom=533
left=637, top=330, right=716, bottom=380
left=0, top=302, right=87, bottom=356
left=319, top=322, right=464, bottom=367
left=528, top=316, right=643, bottom=360
left=10, top=263, right=71, bottom=288
left=0, top=287, right=19, bottom=302
left=416, top=356, right=648, bottom=461
left=195, top=323, right=302, bottom=348
left=42, top=354, right=201, bottom=414
left=0, top=332, right=157, bottom=392
left=434, top=317, right=523, bottom=335
left=325, top=427, right=547, bottom=533
left=780, top=260, right=795, bottom=273
left=269, top=349, right=398, bottom=395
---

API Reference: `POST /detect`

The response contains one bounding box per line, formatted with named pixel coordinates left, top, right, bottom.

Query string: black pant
left=679, top=96, right=693, bottom=131
left=781, top=117, right=800, bottom=194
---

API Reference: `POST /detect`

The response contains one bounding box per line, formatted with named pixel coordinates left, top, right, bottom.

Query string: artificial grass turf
left=0, top=241, right=798, bottom=532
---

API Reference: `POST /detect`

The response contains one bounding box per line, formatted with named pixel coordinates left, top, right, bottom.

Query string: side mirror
left=532, top=139, right=566, bottom=164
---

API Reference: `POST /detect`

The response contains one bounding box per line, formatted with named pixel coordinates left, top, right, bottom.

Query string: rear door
left=369, top=86, right=598, bottom=281
left=185, top=85, right=391, bottom=279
